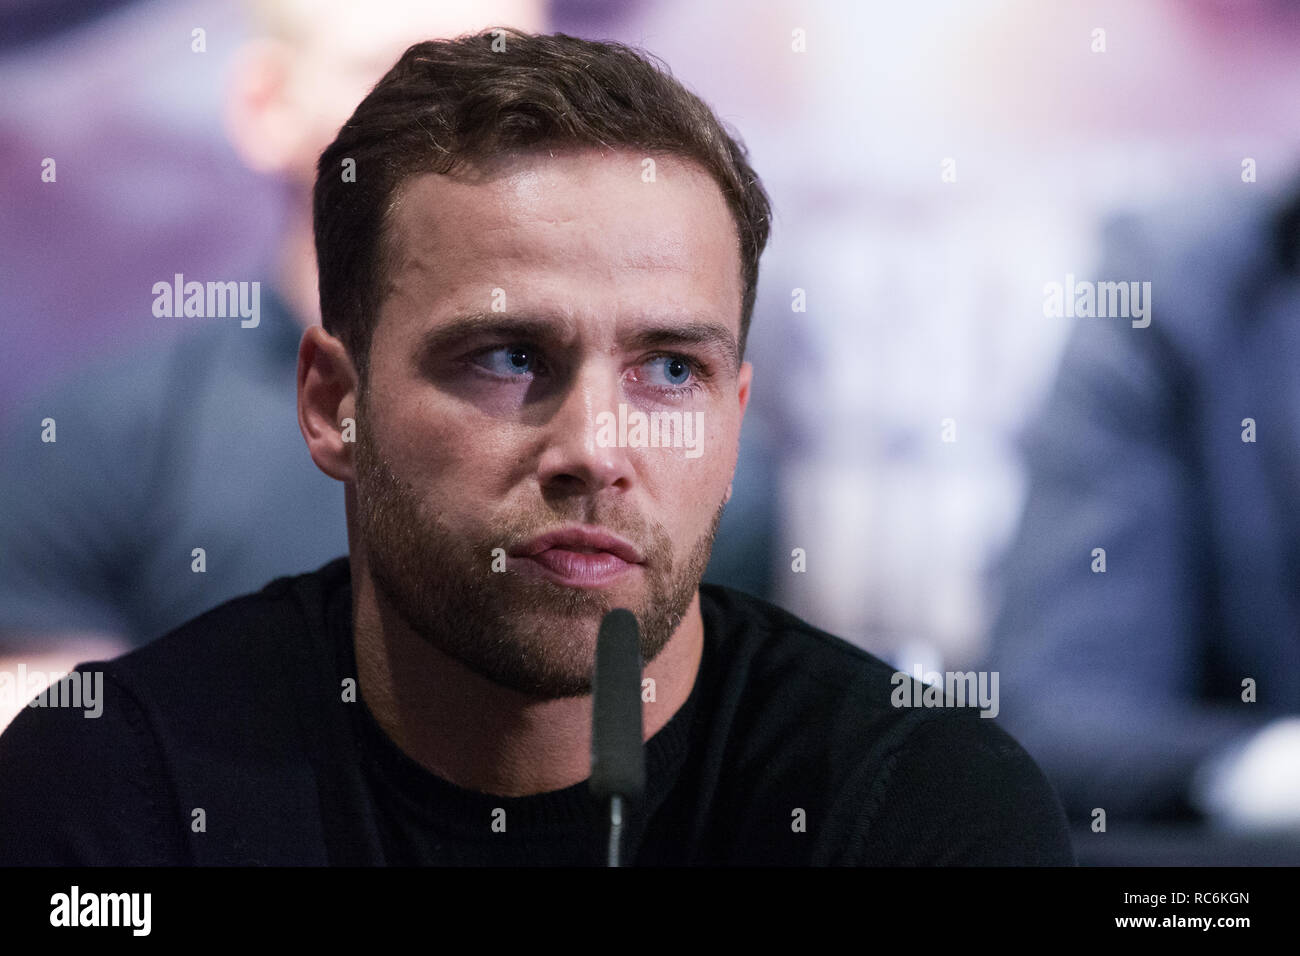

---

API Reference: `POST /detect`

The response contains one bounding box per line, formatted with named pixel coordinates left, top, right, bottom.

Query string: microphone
left=590, top=608, right=646, bottom=867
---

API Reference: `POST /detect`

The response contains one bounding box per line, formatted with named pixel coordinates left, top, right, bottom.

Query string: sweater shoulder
left=697, top=582, right=925, bottom=762
left=695, top=585, right=1073, bottom=864
left=850, top=707, right=1076, bottom=865
left=113, top=556, right=349, bottom=683
left=699, top=582, right=904, bottom=703
left=98, top=557, right=349, bottom=772
left=0, top=667, right=184, bottom=864
left=0, top=559, right=350, bottom=864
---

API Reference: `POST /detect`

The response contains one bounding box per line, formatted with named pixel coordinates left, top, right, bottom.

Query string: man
left=0, top=1, right=779, bottom=734
left=0, top=31, right=1073, bottom=865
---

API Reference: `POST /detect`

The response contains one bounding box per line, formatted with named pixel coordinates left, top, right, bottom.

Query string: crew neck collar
left=327, top=575, right=707, bottom=838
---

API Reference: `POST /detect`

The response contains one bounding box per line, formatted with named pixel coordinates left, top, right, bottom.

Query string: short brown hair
left=313, top=29, right=772, bottom=377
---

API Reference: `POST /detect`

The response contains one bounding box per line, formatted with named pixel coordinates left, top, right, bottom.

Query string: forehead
left=379, top=149, right=743, bottom=333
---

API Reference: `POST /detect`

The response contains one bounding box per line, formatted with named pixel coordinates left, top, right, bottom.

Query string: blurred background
left=3, top=0, right=1300, bottom=864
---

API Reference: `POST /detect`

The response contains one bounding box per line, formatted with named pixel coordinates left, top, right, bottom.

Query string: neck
left=348, top=548, right=704, bottom=797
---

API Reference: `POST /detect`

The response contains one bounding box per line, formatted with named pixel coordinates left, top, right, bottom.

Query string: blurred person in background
left=991, top=184, right=1300, bottom=841
left=987, top=0, right=1300, bottom=853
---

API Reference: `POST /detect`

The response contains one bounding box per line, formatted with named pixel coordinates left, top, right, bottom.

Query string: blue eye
left=476, top=345, right=538, bottom=377
left=644, top=355, right=693, bottom=387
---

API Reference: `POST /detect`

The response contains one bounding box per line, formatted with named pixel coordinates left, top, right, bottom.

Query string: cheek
left=640, top=422, right=736, bottom=513
left=366, top=379, right=471, bottom=475
left=384, top=401, right=538, bottom=510
left=695, top=403, right=741, bottom=482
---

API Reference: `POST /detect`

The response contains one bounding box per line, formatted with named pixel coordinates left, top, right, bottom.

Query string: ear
left=223, top=38, right=304, bottom=176
left=725, top=360, right=753, bottom=507
left=298, top=325, right=359, bottom=482
left=737, top=359, right=752, bottom=419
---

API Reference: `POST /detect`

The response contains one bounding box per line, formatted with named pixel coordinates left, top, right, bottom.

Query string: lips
left=510, top=527, right=645, bottom=587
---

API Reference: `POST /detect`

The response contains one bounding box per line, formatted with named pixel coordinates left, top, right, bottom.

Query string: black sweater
left=0, top=559, right=1074, bottom=865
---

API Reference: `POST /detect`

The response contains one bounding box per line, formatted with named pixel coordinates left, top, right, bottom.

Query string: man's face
left=352, top=148, right=751, bottom=698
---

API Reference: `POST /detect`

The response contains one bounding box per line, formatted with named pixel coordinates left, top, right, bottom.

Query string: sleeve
left=986, top=215, right=1267, bottom=822
left=842, top=712, right=1076, bottom=866
left=0, top=665, right=187, bottom=865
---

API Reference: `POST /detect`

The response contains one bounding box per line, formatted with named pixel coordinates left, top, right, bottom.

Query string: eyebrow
left=623, top=322, right=740, bottom=371
left=416, top=313, right=575, bottom=358
left=416, top=312, right=741, bottom=370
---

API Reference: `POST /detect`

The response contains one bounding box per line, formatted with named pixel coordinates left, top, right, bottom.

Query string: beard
left=352, top=400, right=725, bottom=699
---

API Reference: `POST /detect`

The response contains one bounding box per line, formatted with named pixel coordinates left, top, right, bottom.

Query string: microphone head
left=590, top=608, right=646, bottom=803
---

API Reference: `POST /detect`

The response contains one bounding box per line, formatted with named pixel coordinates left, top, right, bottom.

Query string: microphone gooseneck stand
left=590, top=608, right=646, bottom=868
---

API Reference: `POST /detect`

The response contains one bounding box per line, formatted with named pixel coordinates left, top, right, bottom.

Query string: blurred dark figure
left=991, top=181, right=1300, bottom=841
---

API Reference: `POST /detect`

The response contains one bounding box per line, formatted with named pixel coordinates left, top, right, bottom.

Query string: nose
left=536, top=359, right=635, bottom=497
